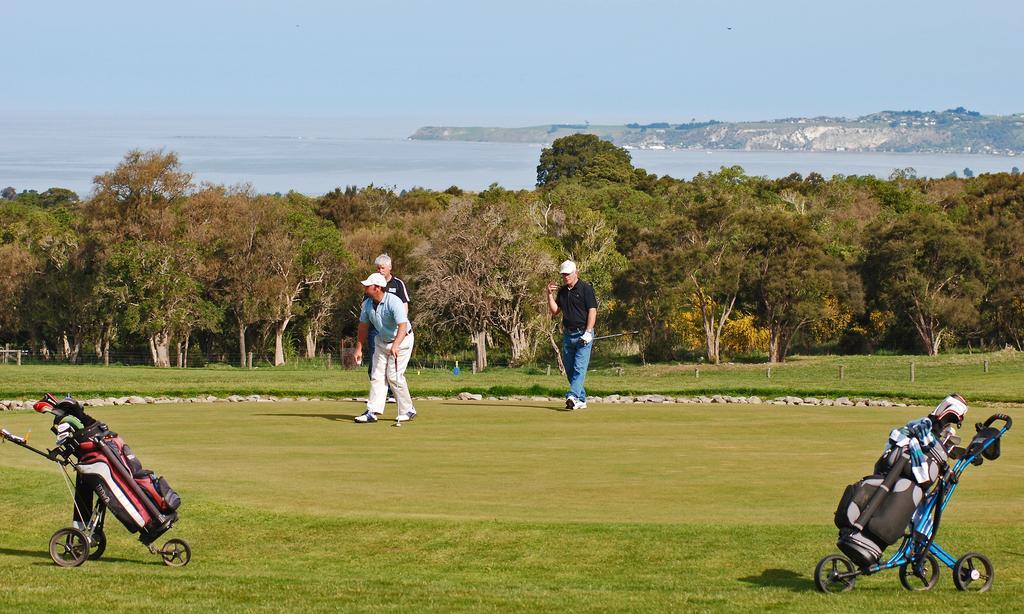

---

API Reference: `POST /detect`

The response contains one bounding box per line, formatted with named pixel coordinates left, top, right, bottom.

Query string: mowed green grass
left=2, top=349, right=1024, bottom=402
left=0, top=401, right=1022, bottom=611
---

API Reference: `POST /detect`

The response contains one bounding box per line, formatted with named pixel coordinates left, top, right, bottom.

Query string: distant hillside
left=411, top=109, right=1024, bottom=155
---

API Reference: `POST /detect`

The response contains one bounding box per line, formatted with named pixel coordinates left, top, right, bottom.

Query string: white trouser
left=367, top=332, right=414, bottom=415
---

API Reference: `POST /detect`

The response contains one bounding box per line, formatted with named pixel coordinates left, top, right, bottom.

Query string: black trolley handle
left=983, top=414, right=1012, bottom=430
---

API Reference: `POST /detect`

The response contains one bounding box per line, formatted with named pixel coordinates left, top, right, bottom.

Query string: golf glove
left=581, top=330, right=594, bottom=345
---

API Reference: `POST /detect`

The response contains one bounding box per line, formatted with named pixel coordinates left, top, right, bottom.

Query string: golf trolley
left=1, top=427, right=191, bottom=568
left=815, top=413, right=1012, bottom=593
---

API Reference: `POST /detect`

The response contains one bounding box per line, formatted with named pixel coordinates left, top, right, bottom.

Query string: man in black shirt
left=546, top=260, right=598, bottom=410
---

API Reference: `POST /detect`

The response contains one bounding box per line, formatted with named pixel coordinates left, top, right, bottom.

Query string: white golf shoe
left=354, top=410, right=380, bottom=423
left=565, top=397, right=577, bottom=410
left=395, top=410, right=417, bottom=422
left=574, top=400, right=587, bottom=410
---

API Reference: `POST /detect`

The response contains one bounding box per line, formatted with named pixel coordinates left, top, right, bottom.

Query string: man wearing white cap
left=353, top=272, right=417, bottom=423
left=546, top=260, right=598, bottom=410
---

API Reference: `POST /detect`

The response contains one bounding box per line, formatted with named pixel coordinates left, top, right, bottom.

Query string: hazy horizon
left=3, top=1, right=1023, bottom=125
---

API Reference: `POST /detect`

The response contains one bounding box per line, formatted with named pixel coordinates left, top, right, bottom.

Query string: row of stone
left=0, top=392, right=910, bottom=411
left=601, top=394, right=909, bottom=407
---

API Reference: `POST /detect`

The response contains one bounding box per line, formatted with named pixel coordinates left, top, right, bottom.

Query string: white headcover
left=930, top=394, right=968, bottom=427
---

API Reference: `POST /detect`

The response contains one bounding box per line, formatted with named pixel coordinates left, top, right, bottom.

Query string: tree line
left=2, top=135, right=1023, bottom=368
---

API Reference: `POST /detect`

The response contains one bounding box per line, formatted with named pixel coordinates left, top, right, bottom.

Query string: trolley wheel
left=953, top=552, right=993, bottom=592
left=87, top=529, right=106, bottom=561
left=48, top=528, right=89, bottom=567
left=899, top=553, right=940, bottom=591
left=815, top=554, right=857, bottom=593
left=160, top=538, right=191, bottom=567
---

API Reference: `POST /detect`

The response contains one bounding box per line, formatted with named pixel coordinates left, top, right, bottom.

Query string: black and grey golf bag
left=833, top=441, right=947, bottom=568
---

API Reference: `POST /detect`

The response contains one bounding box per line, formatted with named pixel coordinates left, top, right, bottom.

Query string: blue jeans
left=562, top=330, right=593, bottom=402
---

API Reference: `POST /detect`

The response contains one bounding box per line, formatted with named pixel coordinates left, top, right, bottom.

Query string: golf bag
left=37, top=395, right=181, bottom=545
left=73, top=421, right=181, bottom=544
left=833, top=440, right=948, bottom=568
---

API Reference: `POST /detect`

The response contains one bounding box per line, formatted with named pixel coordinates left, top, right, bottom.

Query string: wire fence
left=0, top=348, right=513, bottom=370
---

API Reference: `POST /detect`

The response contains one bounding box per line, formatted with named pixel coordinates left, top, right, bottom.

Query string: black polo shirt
left=385, top=276, right=410, bottom=304
left=555, top=280, right=597, bottom=331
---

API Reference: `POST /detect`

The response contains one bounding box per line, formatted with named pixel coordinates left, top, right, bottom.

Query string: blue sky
left=3, top=0, right=1022, bottom=130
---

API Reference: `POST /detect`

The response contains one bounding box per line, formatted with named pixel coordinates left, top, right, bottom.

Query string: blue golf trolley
left=815, top=413, right=1012, bottom=593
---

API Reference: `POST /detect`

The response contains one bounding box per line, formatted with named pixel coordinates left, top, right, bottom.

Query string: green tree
left=263, top=193, right=350, bottom=366
left=536, top=134, right=635, bottom=187
left=416, top=196, right=553, bottom=368
left=85, top=149, right=192, bottom=245
left=863, top=210, right=983, bottom=355
left=98, top=240, right=213, bottom=367
left=745, top=211, right=863, bottom=363
left=38, top=188, right=80, bottom=208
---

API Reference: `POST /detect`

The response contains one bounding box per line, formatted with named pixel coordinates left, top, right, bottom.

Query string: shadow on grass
left=439, top=402, right=571, bottom=412
left=256, top=413, right=361, bottom=422
left=0, top=546, right=50, bottom=560
left=738, top=568, right=816, bottom=592
left=0, top=546, right=150, bottom=565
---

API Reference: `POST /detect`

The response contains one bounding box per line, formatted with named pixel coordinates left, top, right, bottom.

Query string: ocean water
left=1, top=115, right=1020, bottom=196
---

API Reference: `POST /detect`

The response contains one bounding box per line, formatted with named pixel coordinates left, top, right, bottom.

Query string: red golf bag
left=73, top=421, right=181, bottom=544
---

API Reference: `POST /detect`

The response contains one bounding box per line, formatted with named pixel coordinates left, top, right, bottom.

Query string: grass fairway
left=0, top=400, right=1021, bottom=611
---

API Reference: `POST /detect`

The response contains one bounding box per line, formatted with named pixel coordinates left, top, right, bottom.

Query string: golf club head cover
left=33, top=393, right=60, bottom=414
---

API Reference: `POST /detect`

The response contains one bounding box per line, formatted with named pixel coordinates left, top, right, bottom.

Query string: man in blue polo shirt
left=353, top=272, right=417, bottom=423
left=365, top=254, right=411, bottom=403
left=546, top=260, right=598, bottom=410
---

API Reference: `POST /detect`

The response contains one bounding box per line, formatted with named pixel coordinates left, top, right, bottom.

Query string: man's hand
left=581, top=330, right=594, bottom=345
left=547, top=282, right=558, bottom=295
left=354, top=348, right=362, bottom=365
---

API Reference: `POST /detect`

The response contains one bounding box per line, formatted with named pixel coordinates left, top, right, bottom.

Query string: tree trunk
left=60, top=332, right=72, bottom=361
left=176, top=340, right=184, bottom=368
left=103, top=337, right=110, bottom=366
left=151, top=331, right=172, bottom=368
left=183, top=333, right=191, bottom=368
left=472, top=330, right=487, bottom=372
left=274, top=318, right=291, bottom=366
left=67, top=335, right=81, bottom=364
left=508, top=324, right=531, bottom=366
left=304, top=328, right=317, bottom=359
left=238, top=323, right=247, bottom=369
left=548, top=331, right=566, bottom=376
left=768, top=326, right=784, bottom=363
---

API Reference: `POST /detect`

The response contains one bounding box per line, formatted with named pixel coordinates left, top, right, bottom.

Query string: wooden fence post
left=839, top=365, right=845, bottom=381
left=984, top=360, right=989, bottom=373
left=910, top=361, right=915, bottom=383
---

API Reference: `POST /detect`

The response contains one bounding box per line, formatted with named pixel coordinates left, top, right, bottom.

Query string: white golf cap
left=360, top=272, right=388, bottom=287
left=559, top=260, right=577, bottom=274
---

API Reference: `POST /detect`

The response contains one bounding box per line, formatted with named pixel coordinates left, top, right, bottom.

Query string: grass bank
left=2, top=350, right=1023, bottom=403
